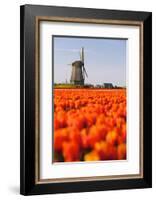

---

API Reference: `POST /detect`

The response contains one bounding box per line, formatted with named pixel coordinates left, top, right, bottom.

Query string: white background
left=0, top=0, right=155, bottom=199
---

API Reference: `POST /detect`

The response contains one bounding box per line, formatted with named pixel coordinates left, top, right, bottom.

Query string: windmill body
left=70, top=60, right=84, bottom=85
left=70, top=47, right=88, bottom=85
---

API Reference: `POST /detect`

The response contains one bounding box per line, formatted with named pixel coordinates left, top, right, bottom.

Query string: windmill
left=69, top=47, right=88, bottom=85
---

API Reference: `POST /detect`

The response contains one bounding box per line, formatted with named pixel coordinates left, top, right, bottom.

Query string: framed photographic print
left=20, top=4, right=152, bottom=195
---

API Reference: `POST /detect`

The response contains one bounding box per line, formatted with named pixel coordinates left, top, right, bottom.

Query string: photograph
left=53, top=36, right=127, bottom=162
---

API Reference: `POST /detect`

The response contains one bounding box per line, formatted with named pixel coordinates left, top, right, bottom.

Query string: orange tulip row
left=54, top=89, right=126, bottom=162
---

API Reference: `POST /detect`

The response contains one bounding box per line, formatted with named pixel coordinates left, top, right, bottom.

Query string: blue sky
left=53, top=36, right=127, bottom=86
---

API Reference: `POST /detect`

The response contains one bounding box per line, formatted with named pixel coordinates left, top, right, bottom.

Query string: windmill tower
left=70, top=47, right=88, bottom=85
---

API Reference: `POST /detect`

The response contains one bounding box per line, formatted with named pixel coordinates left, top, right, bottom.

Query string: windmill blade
left=80, top=47, right=84, bottom=63
left=83, top=65, right=88, bottom=78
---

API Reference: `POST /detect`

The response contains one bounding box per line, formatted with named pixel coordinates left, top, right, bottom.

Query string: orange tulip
left=117, top=143, right=126, bottom=159
left=62, top=141, right=80, bottom=162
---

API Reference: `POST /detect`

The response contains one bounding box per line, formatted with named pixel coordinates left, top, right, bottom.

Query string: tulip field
left=54, top=89, right=126, bottom=162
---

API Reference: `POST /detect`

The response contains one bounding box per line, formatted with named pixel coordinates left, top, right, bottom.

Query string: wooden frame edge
left=35, top=16, right=144, bottom=184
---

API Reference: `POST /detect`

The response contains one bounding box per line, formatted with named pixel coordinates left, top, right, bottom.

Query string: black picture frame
left=20, top=4, right=152, bottom=195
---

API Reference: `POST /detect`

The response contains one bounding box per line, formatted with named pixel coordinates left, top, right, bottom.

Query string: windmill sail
left=80, top=47, right=84, bottom=63
left=80, top=47, right=88, bottom=78
left=83, top=66, right=88, bottom=77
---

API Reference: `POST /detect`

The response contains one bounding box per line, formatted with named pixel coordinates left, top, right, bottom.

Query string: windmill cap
left=72, top=60, right=84, bottom=66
